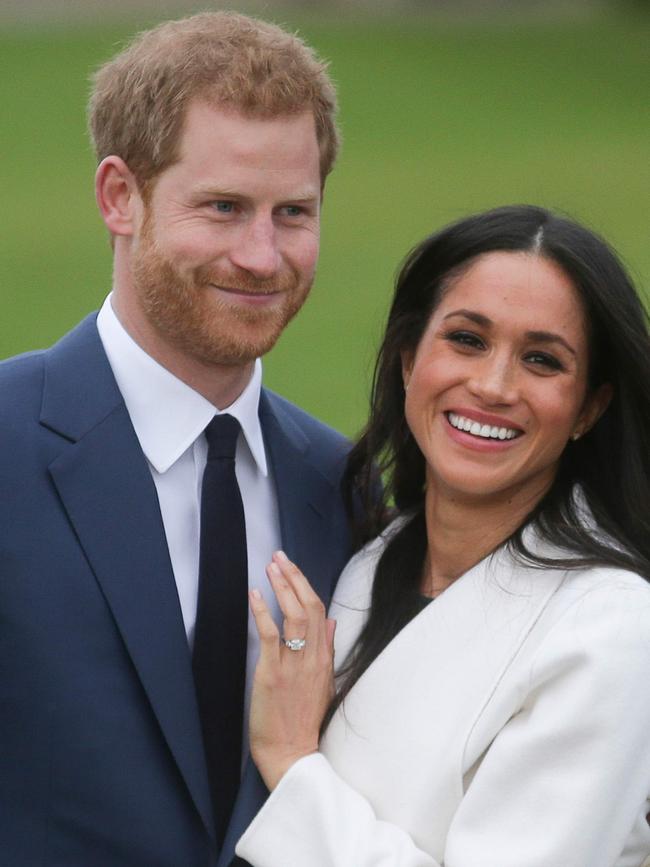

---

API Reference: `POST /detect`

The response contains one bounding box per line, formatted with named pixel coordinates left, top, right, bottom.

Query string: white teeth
left=447, top=413, right=519, bottom=441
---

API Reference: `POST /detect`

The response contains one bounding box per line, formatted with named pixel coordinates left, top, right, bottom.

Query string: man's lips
left=208, top=283, right=283, bottom=304
left=209, top=283, right=281, bottom=297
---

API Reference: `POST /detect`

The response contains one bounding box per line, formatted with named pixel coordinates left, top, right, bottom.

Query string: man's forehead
left=180, top=98, right=317, bottom=144
left=172, top=101, right=321, bottom=182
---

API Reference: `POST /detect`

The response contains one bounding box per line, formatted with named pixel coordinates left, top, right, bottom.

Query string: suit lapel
left=41, top=316, right=214, bottom=840
left=217, top=391, right=350, bottom=866
left=259, top=390, right=350, bottom=606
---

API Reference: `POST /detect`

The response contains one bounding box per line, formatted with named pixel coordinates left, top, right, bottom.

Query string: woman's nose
left=467, top=356, right=518, bottom=406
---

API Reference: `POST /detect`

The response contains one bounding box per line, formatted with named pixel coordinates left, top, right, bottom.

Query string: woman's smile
left=446, top=409, right=523, bottom=443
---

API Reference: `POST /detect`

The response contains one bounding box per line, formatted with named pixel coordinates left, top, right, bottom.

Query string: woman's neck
left=422, top=481, right=547, bottom=596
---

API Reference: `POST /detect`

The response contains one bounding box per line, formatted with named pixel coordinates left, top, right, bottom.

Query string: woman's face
left=402, top=251, right=610, bottom=508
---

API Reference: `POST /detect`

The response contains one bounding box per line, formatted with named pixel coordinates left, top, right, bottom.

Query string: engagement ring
left=284, top=638, right=306, bottom=651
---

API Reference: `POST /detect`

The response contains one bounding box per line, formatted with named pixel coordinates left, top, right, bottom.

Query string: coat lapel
left=325, top=529, right=568, bottom=860
left=41, top=316, right=214, bottom=840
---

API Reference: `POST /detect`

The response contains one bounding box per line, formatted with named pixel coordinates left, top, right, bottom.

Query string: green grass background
left=2, top=8, right=649, bottom=436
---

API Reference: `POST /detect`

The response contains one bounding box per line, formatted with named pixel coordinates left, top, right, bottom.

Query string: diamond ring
left=284, top=638, right=306, bottom=651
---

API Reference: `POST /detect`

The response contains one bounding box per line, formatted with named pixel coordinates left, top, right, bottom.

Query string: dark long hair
left=328, top=205, right=650, bottom=728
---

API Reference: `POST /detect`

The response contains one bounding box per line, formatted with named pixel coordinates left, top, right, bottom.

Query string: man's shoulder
left=262, top=388, right=349, bottom=445
left=0, top=315, right=99, bottom=377
left=0, top=347, right=47, bottom=409
left=0, top=314, right=104, bottom=422
left=260, top=389, right=351, bottom=473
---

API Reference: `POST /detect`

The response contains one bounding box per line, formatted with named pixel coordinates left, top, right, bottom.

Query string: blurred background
left=2, top=0, right=648, bottom=436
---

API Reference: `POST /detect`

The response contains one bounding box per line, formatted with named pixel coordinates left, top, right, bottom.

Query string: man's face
left=129, top=100, right=322, bottom=366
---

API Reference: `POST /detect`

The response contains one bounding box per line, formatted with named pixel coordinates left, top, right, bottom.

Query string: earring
left=571, top=430, right=581, bottom=441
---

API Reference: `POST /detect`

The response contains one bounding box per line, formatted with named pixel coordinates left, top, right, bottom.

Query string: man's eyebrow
left=442, top=310, right=576, bottom=356
left=191, top=186, right=320, bottom=202
left=191, top=185, right=240, bottom=198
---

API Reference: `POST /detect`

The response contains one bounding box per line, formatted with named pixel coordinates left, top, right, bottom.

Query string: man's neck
left=110, top=293, right=254, bottom=410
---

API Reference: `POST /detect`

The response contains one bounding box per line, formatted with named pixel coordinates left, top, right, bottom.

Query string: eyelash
left=444, top=331, right=565, bottom=371
left=446, top=330, right=483, bottom=349
left=523, top=352, right=564, bottom=371
left=209, top=201, right=305, bottom=218
left=211, top=201, right=235, bottom=214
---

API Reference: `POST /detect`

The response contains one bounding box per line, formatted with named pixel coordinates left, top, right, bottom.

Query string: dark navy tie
left=193, top=414, right=248, bottom=850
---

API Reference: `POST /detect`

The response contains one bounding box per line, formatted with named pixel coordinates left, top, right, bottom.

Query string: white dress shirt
left=96, top=295, right=282, bottom=764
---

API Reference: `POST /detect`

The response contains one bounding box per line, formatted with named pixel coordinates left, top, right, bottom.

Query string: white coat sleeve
left=236, top=751, right=440, bottom=867
left=236, top=579, right=650, bottom=867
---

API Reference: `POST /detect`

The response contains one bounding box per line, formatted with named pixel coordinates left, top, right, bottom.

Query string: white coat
left=237, top=523, right=650, bottom=867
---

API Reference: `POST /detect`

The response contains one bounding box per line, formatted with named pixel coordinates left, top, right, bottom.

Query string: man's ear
left=574, top=382, right=613, bottom=440
left=95, top=156, right=142, bottom=237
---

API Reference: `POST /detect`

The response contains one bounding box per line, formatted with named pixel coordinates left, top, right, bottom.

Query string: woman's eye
left=524, top=352, right=563, bottom=371
left=445, top=330, right=484, bottom=349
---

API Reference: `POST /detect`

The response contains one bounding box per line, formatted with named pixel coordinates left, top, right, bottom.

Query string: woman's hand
left=248, top=551, right=336, bottom=791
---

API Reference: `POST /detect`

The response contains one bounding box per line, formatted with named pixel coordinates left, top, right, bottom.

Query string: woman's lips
left=446, top=411, right=522, bottom=441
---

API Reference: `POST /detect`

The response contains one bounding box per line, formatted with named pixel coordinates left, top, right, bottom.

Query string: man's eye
left=282, top=205, right=303, bottom=217
left=212, top=201, right=234, bottom=213
left=445, top=330, right=484, bottom=349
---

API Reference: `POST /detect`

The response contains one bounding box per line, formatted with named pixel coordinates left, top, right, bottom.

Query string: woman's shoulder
left=554, top=562, right=650, bottom=623
left=516, top=558, right=650, bottom=690
left=520, top=564, right=650, bottom=731
left=511, top=515, right=650, bottom=615
left=331, top=514, right=408, bottom=609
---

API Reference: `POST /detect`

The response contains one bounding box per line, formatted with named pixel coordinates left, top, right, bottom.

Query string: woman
left=237, top=205, right=650, bottom=867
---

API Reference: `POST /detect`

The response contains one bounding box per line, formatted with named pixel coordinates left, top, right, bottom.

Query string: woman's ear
left=572, top=382, right=613, bottom=440
left=95, top=156, right=142, bottom=238
left=401, top=350, right=413, bottom=393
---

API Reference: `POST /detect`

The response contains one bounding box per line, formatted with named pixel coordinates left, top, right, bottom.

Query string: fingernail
left=267, top=562, right=281, bottom=578
left=274, top=550, right=288, bottom=563
left=250, top=589, right=262, bottom=600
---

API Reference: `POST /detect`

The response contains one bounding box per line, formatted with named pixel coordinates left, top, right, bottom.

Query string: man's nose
left=467, top=355, right=518, bottom=406
left=228, top=215, right=281, bottom=280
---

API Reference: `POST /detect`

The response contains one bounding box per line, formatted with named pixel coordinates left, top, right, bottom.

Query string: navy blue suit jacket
left=0, top=314, right=354, bottom=867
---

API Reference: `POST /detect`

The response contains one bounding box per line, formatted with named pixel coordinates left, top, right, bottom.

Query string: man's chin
left=180, top=321, right=288, bottom=368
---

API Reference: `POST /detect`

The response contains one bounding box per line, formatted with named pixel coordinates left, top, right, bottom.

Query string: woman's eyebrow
left=442, top=309, right=491, bottom=327
left=442, top=310, right=576, bottom=356
left=525, top=330, right=576, bottom=357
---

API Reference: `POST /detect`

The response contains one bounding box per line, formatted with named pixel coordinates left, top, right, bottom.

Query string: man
left=0, top=12, right=354, bottom=867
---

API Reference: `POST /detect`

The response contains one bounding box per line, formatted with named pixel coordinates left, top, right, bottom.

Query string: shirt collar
left=96, top=294, right=268, bottom=476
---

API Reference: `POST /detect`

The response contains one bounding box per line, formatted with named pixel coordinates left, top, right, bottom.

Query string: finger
left=272, top=551, right=323, bottom=609
left=272, top=552, right=326, bottom=643
left=249, top=589, right=280, bottom=664
left=266, top=562, right=308, bottom=643
left=266, top=562, right=306, bottom=623
left=325, top=618, right=337, bottom=653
